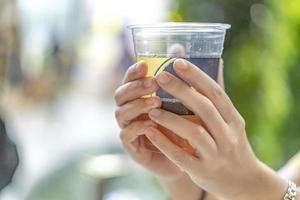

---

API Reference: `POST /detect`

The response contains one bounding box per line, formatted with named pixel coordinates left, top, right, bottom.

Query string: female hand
left=144, top=59, right=291, bottom=200
left=279, top=150, right=300, bottom=186
left=114, top=61, right=204, bottom=200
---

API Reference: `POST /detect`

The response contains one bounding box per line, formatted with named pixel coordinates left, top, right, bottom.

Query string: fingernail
left=149, top=109, right=161, bottom=116
left=144, top=79, right=153, bottom=88
left=158, top=73, right=171, bottom=85
left=175, top=59, right=188, bottom=70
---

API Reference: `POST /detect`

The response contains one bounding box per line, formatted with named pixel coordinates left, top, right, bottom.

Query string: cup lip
left=127, top=22, right=231, bottom=31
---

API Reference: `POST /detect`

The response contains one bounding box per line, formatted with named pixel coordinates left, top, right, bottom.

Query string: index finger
left=122, top=61, right=148, bottom=84
left=173, top=59, right=240, bottom=124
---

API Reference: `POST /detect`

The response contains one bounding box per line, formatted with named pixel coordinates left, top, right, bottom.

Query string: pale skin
left=114, top=59, right=300, bottom=199
left=114, top=60, right=221, bottom=200
left=279, top=151, right=300, bottom=186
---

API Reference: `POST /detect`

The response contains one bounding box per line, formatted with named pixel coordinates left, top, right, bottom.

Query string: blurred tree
left=170, top=0, right=300, bottom=168
left=0, top=0, right=22, bottom=93
left=277, top=0, right=300, bottom=166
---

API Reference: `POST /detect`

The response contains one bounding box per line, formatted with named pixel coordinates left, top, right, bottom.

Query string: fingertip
left=137, top=60, right=147, bottom=65
left=123, top=62, right=148, bottom=83
left=136, top=60, right=148, bottom=75
left=174, top=58, right=189, bottom=71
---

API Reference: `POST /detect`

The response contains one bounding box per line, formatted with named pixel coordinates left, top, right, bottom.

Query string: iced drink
left=129, top=23, right=230, bottom=154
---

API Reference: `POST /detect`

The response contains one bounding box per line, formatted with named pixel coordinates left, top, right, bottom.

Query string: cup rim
left=127, top=22, right=231, bottom=31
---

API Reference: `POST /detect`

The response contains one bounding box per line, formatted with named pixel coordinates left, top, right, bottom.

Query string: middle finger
left=156, top=72, right=228, bottom=146
left=173, top=59, right=239, bottom=124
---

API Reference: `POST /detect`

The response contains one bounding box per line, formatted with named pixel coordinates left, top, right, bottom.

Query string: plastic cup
left=128, top=23, right=230, bottom=154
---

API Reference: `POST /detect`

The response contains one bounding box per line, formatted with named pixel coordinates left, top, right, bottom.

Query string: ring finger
left=156, top=72, right=228, bottom=146
left=148, top=108, right=217, bottom=158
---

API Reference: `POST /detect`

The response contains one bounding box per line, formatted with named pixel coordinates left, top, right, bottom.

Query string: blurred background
left=0, top=0, right=299, bottom=199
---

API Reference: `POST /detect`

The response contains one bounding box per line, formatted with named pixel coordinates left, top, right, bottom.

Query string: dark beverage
left=157, top=57, right=219, bottom=115
left=138, top=56, right=219, bottom=115
left=131, top=23, right=230, bottom=154
left=137, top=56, right=219, bottom=155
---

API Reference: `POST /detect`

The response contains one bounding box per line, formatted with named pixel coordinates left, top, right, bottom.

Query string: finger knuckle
left=198, top=97, right=215, bottom=113
left=113, top=88, right=122, bottom=103
left=239, top=116, right=246, bottom=128
left=115, top=107, right=127, bottom=128
left=227, top=135, right=239, bottom=148
left=204, top=97, right=214, bottom=109
left=220, top=140, right=235, bottom=156
left=115, top=107, right=122, bottom=120
left=211, top=84, right=224, bottom=101
left=119, top=130, right=126, bottom=142
left=225, top=140, right=239, bottom=157
left=235, top=115, right=246, bottom=131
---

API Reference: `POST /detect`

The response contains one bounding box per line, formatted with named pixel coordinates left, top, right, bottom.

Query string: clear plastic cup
left=128, top=23, right=231, bottom=154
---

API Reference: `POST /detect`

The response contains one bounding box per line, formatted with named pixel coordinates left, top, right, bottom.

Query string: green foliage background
left=170, top=0, right=300, bottom=168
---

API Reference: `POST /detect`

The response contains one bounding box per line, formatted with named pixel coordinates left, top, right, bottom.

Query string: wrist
left=279, top=155, right=300, bottom=186
left=238, top=160, right=288, bottom=200
left=159, top=173, right=202, bottom=200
